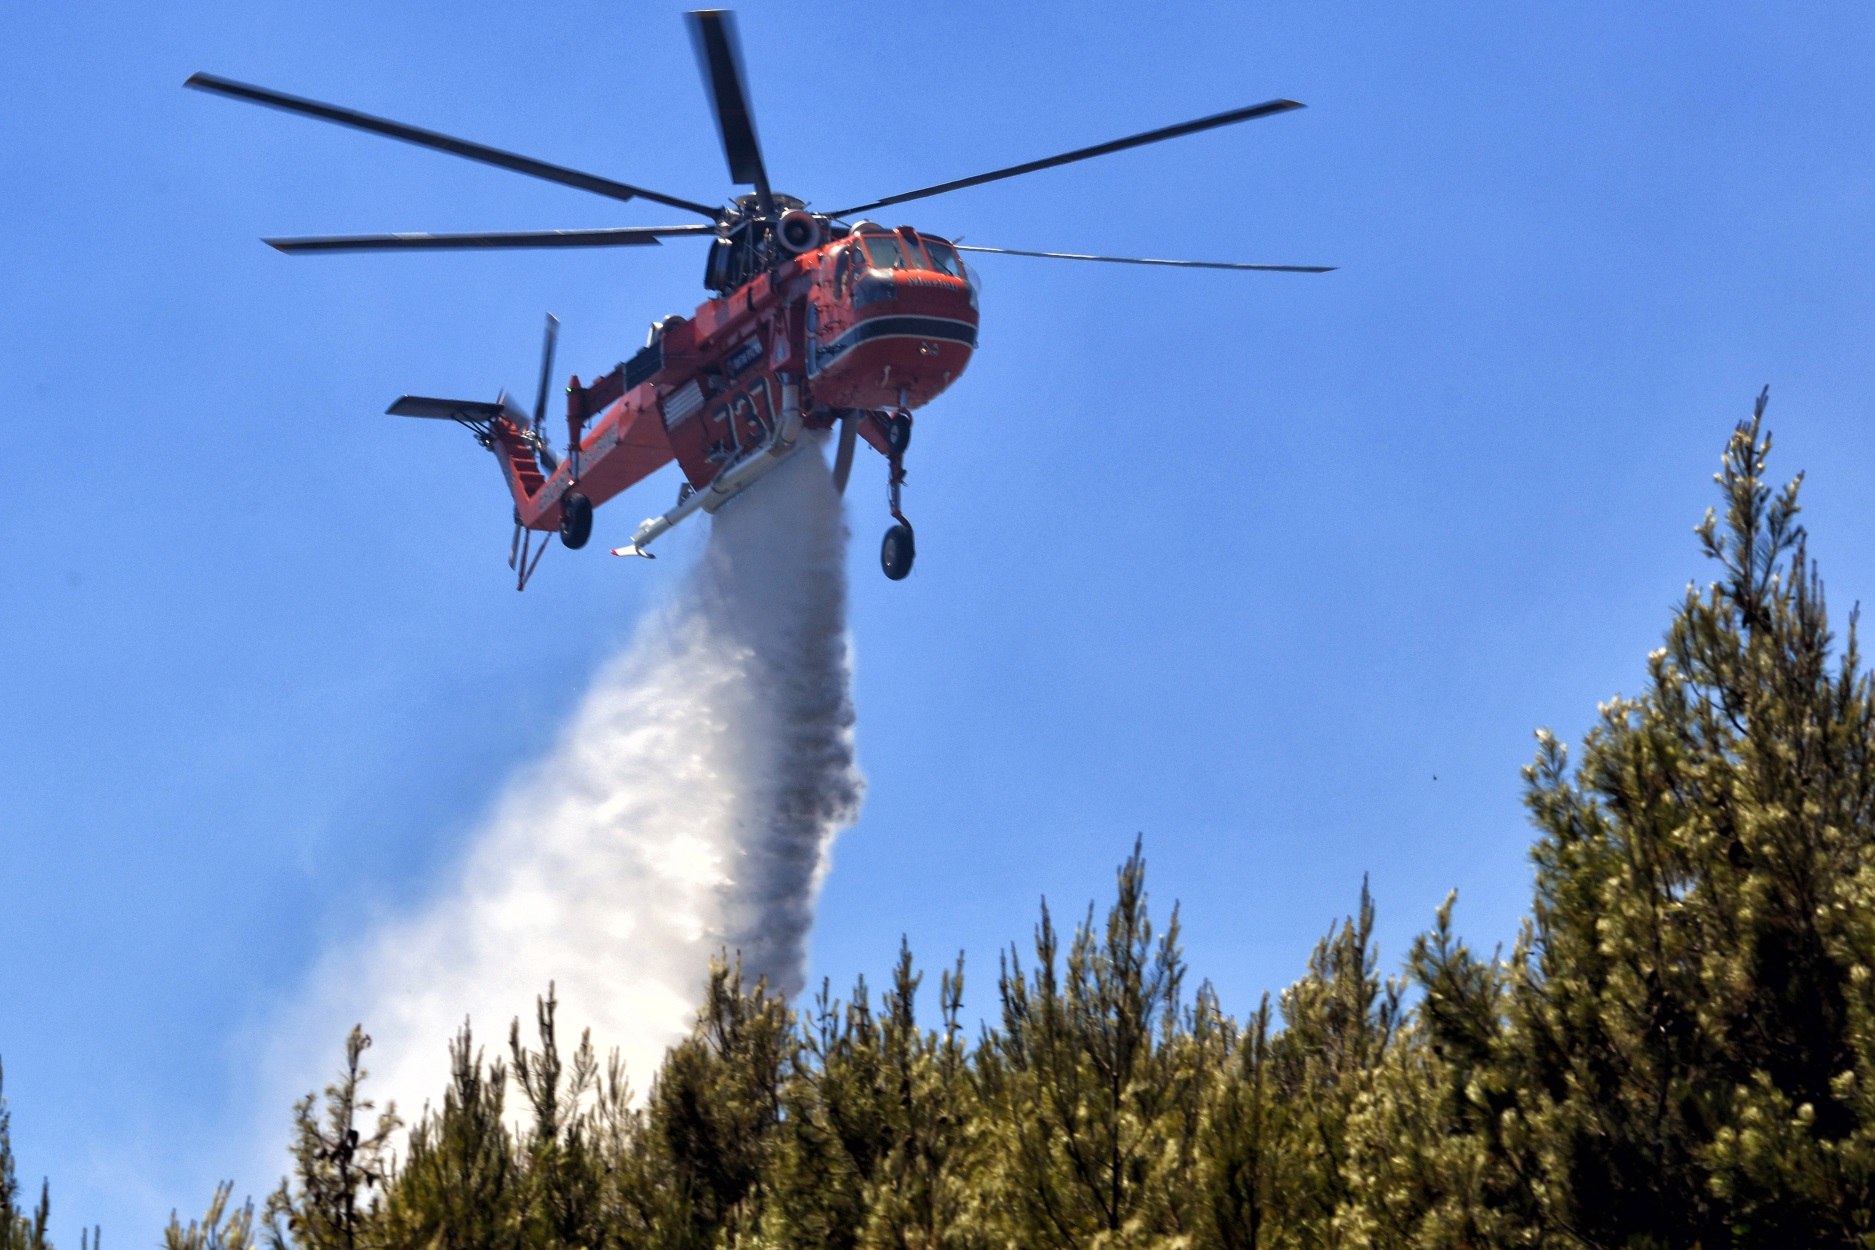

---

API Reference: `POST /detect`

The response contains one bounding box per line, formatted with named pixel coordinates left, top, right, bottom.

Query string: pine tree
left=573, top=1037, right=654, bottom=1250
left=1337, top=894, right=1525, bottom=1248
left=765, top=972, right=894, bottom=1250
left=1194, top=996, right=1280, bottom=1250
left=264, top=1027, right=399, bottom=1250
left=640, top=956, right=793, bottom=1248
left=852, top=947, right=976, bottom=1250
left=1263, top=879, right=1401, bottom=1248
left=974, top=838, right=1220, bottom=1249
left=508, top=988, right=608, bottom=1250
left=1417, top=391, right=1875, bottom=1246
left=0, top=1063, right=52, bottom=1250
left=165, top=1182, right=256, bottom=1250
left=1189, top=883, right=1407, bottom=1249
left=763, top=944, right=978, bottom=1250
left=377, top=1023, right=520, bottom=1250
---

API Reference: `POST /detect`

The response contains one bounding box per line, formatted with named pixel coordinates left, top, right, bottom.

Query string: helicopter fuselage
left=498, top=222, right=978, bottom=538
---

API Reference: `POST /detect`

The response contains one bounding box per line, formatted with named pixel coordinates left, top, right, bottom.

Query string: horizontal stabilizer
left=387, top=396, right=507, bottom=420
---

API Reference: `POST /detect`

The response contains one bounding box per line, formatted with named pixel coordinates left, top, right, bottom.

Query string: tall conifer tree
left=0, top=1064, right=51, bottom=1250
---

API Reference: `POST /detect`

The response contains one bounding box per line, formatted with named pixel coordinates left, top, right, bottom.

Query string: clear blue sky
left=6, top=0, right=1875, bottom=1241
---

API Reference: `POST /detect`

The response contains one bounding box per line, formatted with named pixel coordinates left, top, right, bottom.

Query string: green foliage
left=166, top=1183, right=256, bottom=1250
left=974, top=838, right=1217, bottom=1249
left=507, top=990, right=609, bottom=1250
left=264, top=1027, right=400, bottom=1250
left=1323, top=395, right=1875, bottom=1248
left=1334, top=394, right=1875, bottom=1249
left=1265, top=879, right=1400, bottom=1247
left=125, top=395, right=1875, bottom=1246
left=0, top=1063, right=51, bottom=1250
left=377, top=1023, right=520, bottom=1250
left=641, top=956, right=793, bottom=1248
left=762, top=942, right=975, bottom=1250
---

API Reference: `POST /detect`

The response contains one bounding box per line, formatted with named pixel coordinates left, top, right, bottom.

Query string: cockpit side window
left=920, top=237, right=963, bottom=277
left=860, top=234, right=910, bottom=269
left=833, top=245, right=853, bottom=298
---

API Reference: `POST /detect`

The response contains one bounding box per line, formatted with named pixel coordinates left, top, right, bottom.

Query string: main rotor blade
left=185, top=73, right=722, bottom=220
left=956, top=245, right=1334, bottom=273
left=264, top=225, right=716, bottom=254
left=685, top=10, right=773, bottom=215
left=828, top=98, right=1305, bottom=218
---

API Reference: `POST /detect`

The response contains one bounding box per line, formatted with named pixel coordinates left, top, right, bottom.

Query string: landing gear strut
left=879, top=410, right=915, bottom=580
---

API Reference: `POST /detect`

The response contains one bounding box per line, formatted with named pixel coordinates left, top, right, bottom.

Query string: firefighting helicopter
left=186, top=10, right=1331, bottom=587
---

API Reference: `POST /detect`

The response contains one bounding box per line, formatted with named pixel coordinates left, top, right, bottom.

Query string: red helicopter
left=187, top=10, right=1330, bottom=587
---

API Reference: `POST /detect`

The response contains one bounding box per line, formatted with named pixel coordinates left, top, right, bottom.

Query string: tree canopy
left=13, top=398, right=1875, bottom=1248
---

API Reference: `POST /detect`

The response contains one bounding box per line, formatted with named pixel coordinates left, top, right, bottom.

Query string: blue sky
left=6, top=0, right=1875, bottom=1241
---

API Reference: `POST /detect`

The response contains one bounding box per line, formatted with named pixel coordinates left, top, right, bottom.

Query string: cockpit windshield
left=856, top=230, right=966, bottom=278
left=859, top=233, right=912, bottom=269
left=920, top=237, right=963, bottom=277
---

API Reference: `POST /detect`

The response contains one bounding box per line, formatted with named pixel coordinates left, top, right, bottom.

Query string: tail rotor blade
left=686, top=10, right=773, bottom=215
left=532, top=313, right=560, bottom=435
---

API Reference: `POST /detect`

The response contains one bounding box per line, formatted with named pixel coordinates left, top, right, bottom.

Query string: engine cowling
left=776, top=208, right=822, bottom=254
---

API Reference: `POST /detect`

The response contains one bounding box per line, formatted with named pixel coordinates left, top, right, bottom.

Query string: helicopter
left=186, top=10, right=1331, bottom=588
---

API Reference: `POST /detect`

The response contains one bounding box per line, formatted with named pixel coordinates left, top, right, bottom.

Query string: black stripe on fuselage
left=817, top=316, right=978, bottom=372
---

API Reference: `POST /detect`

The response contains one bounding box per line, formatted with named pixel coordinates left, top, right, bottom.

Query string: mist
left=270, top=439, right=861, bottom=1125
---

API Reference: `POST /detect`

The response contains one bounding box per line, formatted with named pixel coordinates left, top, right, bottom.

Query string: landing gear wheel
left=560, top=491, right=593, bottom=549
left=881, top=523, right=915, bottom=580
left=883, top=412, right=913, bottom=454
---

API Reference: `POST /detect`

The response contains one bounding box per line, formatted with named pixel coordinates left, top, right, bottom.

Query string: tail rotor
left=505, top=312, right=562, bottom=574
left=530, top=313, right=560, bottom=472
left=491, top=314, right=562, bottom=473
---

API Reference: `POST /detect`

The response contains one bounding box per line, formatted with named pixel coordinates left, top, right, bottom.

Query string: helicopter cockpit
left=829, top=225, right=975, bottom=307
left=849, top=225, right=964, bottom=276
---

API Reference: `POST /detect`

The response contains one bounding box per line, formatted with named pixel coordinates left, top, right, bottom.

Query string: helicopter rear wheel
left=881, top=523, right=915, bottom=580
left=560, top=491, right=593, bottom=549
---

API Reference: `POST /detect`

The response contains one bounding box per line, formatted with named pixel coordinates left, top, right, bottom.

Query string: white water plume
left=274, top=441, right=861, bottom=1123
